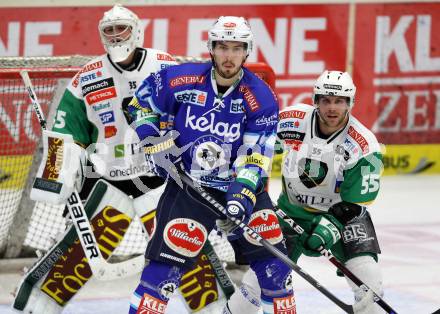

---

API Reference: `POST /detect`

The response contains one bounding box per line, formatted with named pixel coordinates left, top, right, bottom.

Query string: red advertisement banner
left=0, top=3, right=439, bottom=154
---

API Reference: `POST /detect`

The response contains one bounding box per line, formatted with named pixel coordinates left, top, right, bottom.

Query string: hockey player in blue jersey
left=126, top=16, right=296, bottom=314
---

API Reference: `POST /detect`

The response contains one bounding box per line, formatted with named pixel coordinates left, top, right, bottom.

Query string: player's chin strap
left=274, top=204, right=398, bottom=314
left=20, top=70, right=145, bottom=282
left=172, top=164, right=355, bottom=314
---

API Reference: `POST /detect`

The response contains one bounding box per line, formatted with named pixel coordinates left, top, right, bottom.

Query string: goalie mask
left=313, top=70, right=356, bottom=108
left=99, top=4, right=144, bottom=62
left=208, top=16, right=253, bottom=56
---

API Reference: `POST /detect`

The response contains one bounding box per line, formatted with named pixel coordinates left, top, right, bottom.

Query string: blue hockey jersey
left=128, top=62, right=278, bottom=191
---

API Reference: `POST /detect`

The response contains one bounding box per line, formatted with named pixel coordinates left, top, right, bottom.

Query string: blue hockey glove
left=142, top=131, right=190, bottom=182
left=223, top=180, right=257, bottom=240
left=302, top=215, right=343, bottom=253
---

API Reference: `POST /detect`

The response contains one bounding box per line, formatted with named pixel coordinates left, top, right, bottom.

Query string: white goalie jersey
left=31, top=48, right=176, bottom=204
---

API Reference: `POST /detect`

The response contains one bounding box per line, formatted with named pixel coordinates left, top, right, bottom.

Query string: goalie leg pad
left=21, top=180, right=134, bottom=310
left=18, top=285, right=63, bottom=314
left=345, top=255, right=384, bottom=314
left=251, top=258, right=296, bottom=314
left=129, top=260, right=183, bottom=314
left=224, top=268, right=261, bottom=314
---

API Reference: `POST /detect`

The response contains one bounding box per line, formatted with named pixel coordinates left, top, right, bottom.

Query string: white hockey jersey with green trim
left=51, top=48, right=176, bottom=180
left=277, top=103, right=383, bottom=212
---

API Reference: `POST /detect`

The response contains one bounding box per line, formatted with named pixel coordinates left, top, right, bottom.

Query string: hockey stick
left=20, top=70, right=145, bottom=281
left=173, top=166, right=355, bottom=314
left=274, top=205, right=398, bottom=314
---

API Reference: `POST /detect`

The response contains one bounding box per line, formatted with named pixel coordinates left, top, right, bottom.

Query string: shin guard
left=251, top=258, right=296, bottom=314
left=129, top=260, right=183, bottom=314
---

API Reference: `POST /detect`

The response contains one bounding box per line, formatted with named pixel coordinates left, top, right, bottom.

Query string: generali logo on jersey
left=157, top=53, right=175, bottom=61
left=348, top=126, right=369, bottom=154
left=239, top=85, right=260, bottom=112
left=279, top=109, right=306, bottom=120
left=72, top=61, right=103, bottom=88
left=169, top=75, right=205, bottom=87
left=164, top=218, right=207, bottom=257
left=244, top=210, right=283, bottom=246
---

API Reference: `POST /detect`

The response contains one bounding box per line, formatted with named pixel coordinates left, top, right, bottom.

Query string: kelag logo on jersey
left=174, top=89, right=207, bottom=106
left=99, top=111, right=115, bottom=124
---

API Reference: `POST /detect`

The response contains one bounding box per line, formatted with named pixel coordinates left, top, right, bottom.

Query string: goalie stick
left=173, top=165, right=355, bottom=314
left=20, top=70, right=145, bottom=281
left=274, top=205, right=398, bottom=314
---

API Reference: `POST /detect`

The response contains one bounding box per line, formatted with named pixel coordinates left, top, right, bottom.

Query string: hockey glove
left=223, top=180, right=257, bottom=240
left=302, top=215, right=343, bottom=253
left=142, top=131, right=190, bottom=181
left=328, top=201, right=364, bottom=224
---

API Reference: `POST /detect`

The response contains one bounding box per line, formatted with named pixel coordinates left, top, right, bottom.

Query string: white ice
left=1, top=175, right=439, bottom=313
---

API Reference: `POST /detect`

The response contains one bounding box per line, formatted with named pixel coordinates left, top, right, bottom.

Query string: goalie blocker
left=30, top=130, right=87, bottom=205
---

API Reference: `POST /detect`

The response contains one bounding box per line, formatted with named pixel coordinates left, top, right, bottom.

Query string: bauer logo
left=164, top=218, right=207, bottom=257
left=244, top=210, right=283, bottom=246
left=174, top=89, right=207, bottom=106
left=99, top=111, right=115, bottom=124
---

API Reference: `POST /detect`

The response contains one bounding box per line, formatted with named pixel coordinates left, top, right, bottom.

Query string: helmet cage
left=98, top=4, right=144, bottom=62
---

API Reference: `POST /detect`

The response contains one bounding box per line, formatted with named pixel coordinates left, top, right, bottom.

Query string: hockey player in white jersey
left=228, top=70, right=385, bottom=314
left=12, top=4, right=176, bottom=313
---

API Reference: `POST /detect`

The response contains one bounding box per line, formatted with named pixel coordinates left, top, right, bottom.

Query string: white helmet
left=208, top=16, right=253, bottom=55
left=98, top=4, right=144, bottom=62
left=313, top=70, right=356, bottom=108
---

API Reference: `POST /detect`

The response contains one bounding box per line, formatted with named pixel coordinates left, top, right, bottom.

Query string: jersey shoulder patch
left=70, top=56, right=106, bottom=89
left=240, top=68, right=278, bottom=113
left=277, top=103, right=313, bottom=143
left=345, top=116, right=381, bottom=157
